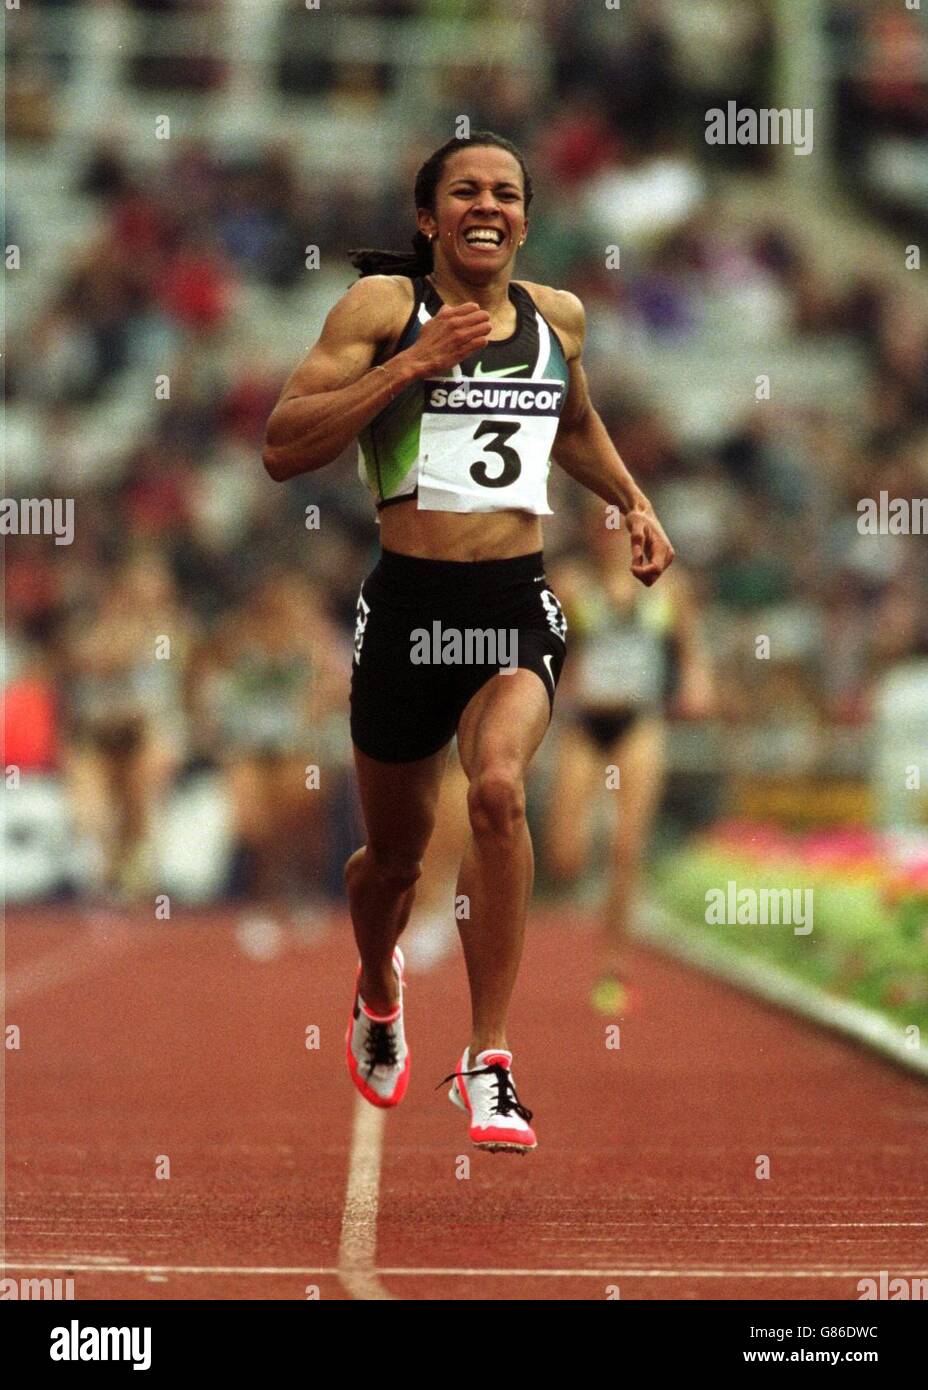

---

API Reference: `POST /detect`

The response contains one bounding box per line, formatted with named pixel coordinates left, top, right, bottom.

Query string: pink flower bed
left=701, top=821, right=928, bottom=904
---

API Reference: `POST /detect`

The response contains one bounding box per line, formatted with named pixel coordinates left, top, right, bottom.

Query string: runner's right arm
left=262, top=276, right=491, bottom=482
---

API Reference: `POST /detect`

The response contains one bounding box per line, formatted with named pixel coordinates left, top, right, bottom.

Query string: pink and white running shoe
left=346, top=946, right=410, bottom=1108
left=443, top=1047, right=537, bottom=1153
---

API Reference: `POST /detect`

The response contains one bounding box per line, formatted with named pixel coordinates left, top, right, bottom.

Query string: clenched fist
left=626, top=503, right=675, bottom=587
left=406, top=302, right=492, bottom=377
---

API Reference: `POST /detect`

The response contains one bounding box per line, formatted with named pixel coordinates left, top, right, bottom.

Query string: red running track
left=4, top=905, right=928, bottom=1301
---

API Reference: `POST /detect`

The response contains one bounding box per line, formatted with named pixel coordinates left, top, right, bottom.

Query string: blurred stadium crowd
left=4, top=0, right=928, bottom=905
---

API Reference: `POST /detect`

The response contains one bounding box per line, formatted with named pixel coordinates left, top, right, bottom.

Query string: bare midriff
left=378, top=498, right=544, bottom=561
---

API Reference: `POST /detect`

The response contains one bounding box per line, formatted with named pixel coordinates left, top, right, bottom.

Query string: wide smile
left=460, top=225, right=508, bottom=252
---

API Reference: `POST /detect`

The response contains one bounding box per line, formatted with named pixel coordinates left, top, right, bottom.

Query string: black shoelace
left=364, top=1021, right=399, bottom=1074
left=437, top=1064, right=533, bottom=1122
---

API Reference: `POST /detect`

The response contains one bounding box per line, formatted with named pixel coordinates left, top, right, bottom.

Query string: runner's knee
left=363, top=844, right=424, bottom=890
left=468, top=763, right=525, bottom=841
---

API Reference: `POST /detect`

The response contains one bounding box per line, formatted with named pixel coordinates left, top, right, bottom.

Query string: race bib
left=417, top=377, right=566, bottom=514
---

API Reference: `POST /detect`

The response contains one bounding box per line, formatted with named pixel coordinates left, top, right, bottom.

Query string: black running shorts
left=350, top=549, right=567, bottom=763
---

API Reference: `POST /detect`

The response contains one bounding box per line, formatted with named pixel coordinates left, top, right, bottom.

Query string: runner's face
left=421, top=147, right=527, bottom=277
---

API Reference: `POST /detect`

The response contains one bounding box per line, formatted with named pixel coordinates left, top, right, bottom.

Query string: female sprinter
left=262, top=133, right=674, bottom=1154
left=546, top=503, right=714, bottom=1016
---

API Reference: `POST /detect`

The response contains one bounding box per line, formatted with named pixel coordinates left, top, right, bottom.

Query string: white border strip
left=636, top=903, right=928, bottom=1079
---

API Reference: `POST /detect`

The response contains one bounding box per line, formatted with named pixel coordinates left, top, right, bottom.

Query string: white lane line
left=336, top=1097, right=394, bottom=1301
left=2, top=1254, right=130, bottom=1264
left=5, top=1261, right=928, bottom=1280
left=13, top=1217, right=923, bottom=1231
left=531, top=1221, right=928, bottom=1229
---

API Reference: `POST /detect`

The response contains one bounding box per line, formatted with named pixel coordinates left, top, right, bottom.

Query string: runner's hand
left=405, top=303, right=492, bottom=376
left=626, top=504, right=675, bottom=587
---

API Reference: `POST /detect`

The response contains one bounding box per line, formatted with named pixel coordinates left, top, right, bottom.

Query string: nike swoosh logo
left=542, top=654, right=556, bottom=696
left=472, top=362, right=530, bottom=379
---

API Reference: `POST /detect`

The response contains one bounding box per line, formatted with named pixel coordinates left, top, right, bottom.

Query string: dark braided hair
left=348, top=131, right=533, bottom=279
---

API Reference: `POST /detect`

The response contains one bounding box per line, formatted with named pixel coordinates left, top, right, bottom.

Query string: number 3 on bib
left=418, top=376, right=566, bottom=515
left=470, top=420, right=521, bottom=488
